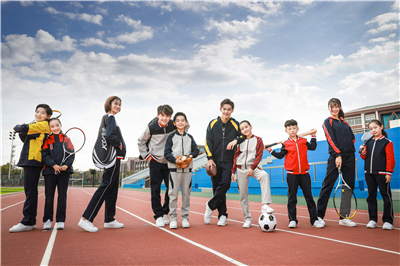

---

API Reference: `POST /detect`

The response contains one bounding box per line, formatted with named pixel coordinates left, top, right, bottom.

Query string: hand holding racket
left=55, top=127, right=86, bottom=176
left=264, top=129, right=317, bottom=149
left=333, top=168, right=357, bottom=219
left=359, top=131, right=373, bottom=153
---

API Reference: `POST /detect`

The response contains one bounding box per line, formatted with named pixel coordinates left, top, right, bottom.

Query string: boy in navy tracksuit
left=42, top=118, right=74, bottom=230
left=138, top=105, right=176, bottom=227
left=317, top=98, right=356, bottom=227
left=360, top=119, right=395, bottom=230
left=164, top=112, right=199, bottom=229
left=267, top=119, right=323, bottom=228
left=9, top=104, right=52, bottom=233
left=204, top=98, right=245, bottom=226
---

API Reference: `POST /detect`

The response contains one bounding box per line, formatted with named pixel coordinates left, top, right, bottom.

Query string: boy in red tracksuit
left=267, top=119, right=323, bottom=228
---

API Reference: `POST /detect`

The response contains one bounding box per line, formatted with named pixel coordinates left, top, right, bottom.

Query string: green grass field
left=1, top=187, right=25, bottom=194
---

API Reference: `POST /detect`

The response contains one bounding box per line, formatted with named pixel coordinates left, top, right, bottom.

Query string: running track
left=1, top=187, right=399, bottom=265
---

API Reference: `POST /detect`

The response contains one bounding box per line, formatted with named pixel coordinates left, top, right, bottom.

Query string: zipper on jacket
left=181, top=134, right=184, bottom=156
left=221, top=122, right=225, bottom=160
left=244, top=139, right=249, bottom=169
left=295, top=138, right=301, bottom=174
left=370, top=139, right=377, bottom=173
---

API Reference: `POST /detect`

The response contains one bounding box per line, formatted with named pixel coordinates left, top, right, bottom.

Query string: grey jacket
left=164, top=131, right=199, bottom=171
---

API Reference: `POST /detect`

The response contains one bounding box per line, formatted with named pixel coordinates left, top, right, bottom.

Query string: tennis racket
left=55, top=127, right=86, bottom=176
left=359, top=131, right=373, bottom=153
left=264, top=129, right=317, bottom=149
left=333, top=168, right=357, bottom=219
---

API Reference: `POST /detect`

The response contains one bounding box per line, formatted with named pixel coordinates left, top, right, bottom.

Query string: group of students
left=9, top=96, right=396, bottom=233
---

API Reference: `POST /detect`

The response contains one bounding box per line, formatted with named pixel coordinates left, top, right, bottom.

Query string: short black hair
left=284, top=119, right=297, bottom=128
left=240, top=120, right=251, bottom=127
left=36, top=104, right=52, bottom=117
left=157, top=104, right=173, bottom=116
left=220, top=98, right=234, bottom=109
left=173, top=112, right=187, bottom=122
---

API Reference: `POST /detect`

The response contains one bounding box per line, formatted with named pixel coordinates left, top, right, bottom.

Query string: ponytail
left=338, top=109, right=345, bottom=119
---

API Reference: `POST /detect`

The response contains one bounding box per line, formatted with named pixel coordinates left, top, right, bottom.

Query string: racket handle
left=265, top=142, right=278, bottom=149
left=358, top=145, right=365, bottom=154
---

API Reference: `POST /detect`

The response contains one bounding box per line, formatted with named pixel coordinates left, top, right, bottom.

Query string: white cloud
left=108, top=15, right=154, bottom=44
left=367, top=23, right=398, bottom=34
left=324, top=54, right=344, bottom=64
left=366, top=12, right=399, bottom=26
left=392, top=0, right=400, bottom=11
left=2, top=29, right=76, bottom=66
left=235, top=2, right=282, bottom=16
left=20, top=1, right=34, bottom=7
left=81, top=38, right=125, bottom=49
left=95, top=7, right=108, bottom=15
left=97, top=31, right=105, bottom=38
left=44, top=7, right=103, bottom=25
left=207, top=16, right=265, bottom=35
left=70, top=2, right=83, bottom=9
left=348, top=41, right=399, bottom=61
left=369, top=37, right=389, bottom=43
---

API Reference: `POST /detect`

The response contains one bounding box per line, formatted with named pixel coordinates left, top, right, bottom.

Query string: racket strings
left=334, top=185, right=357, bottom=219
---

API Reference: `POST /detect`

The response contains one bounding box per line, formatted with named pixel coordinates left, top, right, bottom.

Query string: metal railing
left=262, top=158, right=359, bottom=182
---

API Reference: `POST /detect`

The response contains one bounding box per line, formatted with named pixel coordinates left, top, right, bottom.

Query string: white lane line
left=40, top=227, right=58, bottom=266
left=0, top=191, right=24, bottom=198
left=1, top=193, right=45, bottom=211
left=80, top=189, right=246, bottom=266
left=118, top=191, right=400, bottom=255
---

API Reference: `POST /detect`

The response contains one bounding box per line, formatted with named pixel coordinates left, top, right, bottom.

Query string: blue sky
left=2, top=1, right=399, bottom=171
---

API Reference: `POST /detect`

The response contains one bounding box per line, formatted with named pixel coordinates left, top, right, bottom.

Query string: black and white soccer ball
left=258, top=213, right=277, bottom=232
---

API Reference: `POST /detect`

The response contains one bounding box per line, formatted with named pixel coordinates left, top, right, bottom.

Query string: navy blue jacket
left=361, top=136, right=395, bottom=176
left=205, top=116, right=245, bottom=163
left=42, top=134, right=74, bottom=176
left=322, top=117, right=355, bottom=158
left=106, top=114, right=126, bottom=159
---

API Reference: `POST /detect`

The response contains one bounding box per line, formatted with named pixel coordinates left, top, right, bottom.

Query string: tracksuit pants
left=149, top=160, right=170, bottom=220
left=168, top=171, right=192, bottom=222
left=21, top=166, right=42, bottom=226
left=43, top=172, right=70, bottom=223
left=365, top=174, right=394, bottom=224
left=317, top=154, right=355, bottom=219
left=237, top=167, right=272, bottom=222
left=208, top=161, right=232, bottom=219
left=82, top=159, right=120, bottom=223
left=287, top=173, right=317, bottom=225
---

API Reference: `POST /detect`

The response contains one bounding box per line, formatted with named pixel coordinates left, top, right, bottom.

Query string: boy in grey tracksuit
left=164, top=112, right=199, bottom=229
left=138, top=105, right=176, bottom=227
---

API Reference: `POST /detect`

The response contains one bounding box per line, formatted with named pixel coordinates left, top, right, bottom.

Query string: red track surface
left=1, top=187, right=399, bottom=265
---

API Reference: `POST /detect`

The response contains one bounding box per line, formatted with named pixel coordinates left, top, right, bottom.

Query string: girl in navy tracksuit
left=360, top=119, right=395, bottom=230
left=79, top=96, right=126, bottom=233
left=42, top=118, right=74, bottom=230
left=317, top=98, right=357, bottom=227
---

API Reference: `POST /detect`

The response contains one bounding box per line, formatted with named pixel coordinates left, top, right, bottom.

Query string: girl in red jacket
left=231, top=120, right=274, bottom=229
left=360, top=119, right=395, bottom=230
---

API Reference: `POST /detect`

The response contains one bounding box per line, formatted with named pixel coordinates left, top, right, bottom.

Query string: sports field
left=1, top=187, right=399, bottom=265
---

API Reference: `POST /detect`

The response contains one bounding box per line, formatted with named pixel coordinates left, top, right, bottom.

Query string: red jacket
left=269, top=136, right=317, bottom=175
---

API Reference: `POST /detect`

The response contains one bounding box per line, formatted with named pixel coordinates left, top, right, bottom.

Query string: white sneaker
left=169, top=220, right=177, bottom=229
left=56, top=222, right=64, bottom=230
left=182, top=219, right=190, bottom=228
left=78, top=218, right=98, bottom=232
left=163, top=214, right=169, bottom=225
left=261, top=204, right=274, bottom=214
left=312, top=220, right=324, bottom=228
left=317, top=217, right=325, bottom=226
left=217, top=215, right=227, bottom=226
left=366, top=220, right=377, bottom=229
left=339, top=219, right=357, bottom=227
left=104, top=220, right=124, bottom=228
left=204, top=201, right=213, bottom=224
left=243, top=220, right=252, bottom=228
left=43, top=219, right=52, bottom=230
left=382, top=222, right=393, bottom=230
left=155, top=217, right=165, bottom=227
left=288, top=221, right=297, bottom=228
left=9, top=223, right=35, bottom=233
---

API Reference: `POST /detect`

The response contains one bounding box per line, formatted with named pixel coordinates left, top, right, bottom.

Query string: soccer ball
left=258, top=213, right=277, bottom=232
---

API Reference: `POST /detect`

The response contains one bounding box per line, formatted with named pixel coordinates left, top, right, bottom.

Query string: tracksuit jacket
left=138, top=119, right=176, bottom=164
left=14, top=120, right=51, bottom=167
left=205, top=116, right=245, bottom=163
left=360, top=136, right=395, bottom=176
left=322, top=117, right=355, bottom=158
left=164, top=131, right=200, bottom=171
left=270, top=136, right=317, bottom=174
left=232, top=135, right=264, bottom=173
left=42, top=134, right=74, bottom=176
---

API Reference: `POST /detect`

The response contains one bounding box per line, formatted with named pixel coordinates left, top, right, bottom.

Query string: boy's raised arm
left=306, top=135, right=317, bottom=151
left=270, top=143, right=287, bottom=159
